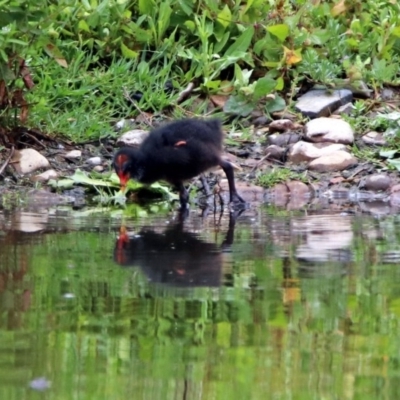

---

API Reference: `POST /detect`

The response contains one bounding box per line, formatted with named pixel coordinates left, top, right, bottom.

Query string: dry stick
left=0, top=147, right=15, bottom=176
left=123, top=88, right=152, bottom=127
left=176, top=82, right=195, bottom=104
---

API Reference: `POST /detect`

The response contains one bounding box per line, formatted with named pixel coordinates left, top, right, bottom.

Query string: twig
left=25, top=132, right=46, bottom=149
left=0, top=146, right=15, bottom=176
left=176, top=82, right=195, bottom=104
left=123, top=88, right=152, bottom=127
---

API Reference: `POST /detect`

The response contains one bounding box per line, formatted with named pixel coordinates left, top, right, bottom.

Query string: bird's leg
left=176, top=182, right=190, bottom=210
left=219, top=160, right=246, bottom=206
left=199, top=174, right=212, bottom=197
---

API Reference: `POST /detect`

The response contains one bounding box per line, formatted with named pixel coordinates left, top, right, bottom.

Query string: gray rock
left=117, top=129, right=149, bottom=147
left=269, top=119, right=301, bottom=133
left=288, top=141, right=347, bottom=163
left=362, top=131, right=387, bottom=146
left=264, top=145, right=286, bottom=161
left=268, top=133, right=300, bottom=147
left=87, top=156, right=102, bottom=165
left=64, top=150, right=82, bottom=159
left=361, top=174, right=392, bottom=192
left=12, top=148, right=50, bottom=174
left=308, top=151, right=358, bottom=172
left=31, top=169, right=58, bottom=182
left=295, top=89, right=353, bottom=118
left=333, top=102, right=354, bottom=116
left=253, top=115, right=270, bottom=126
left=305, top=117, right=354, bottom=144
left=381, top=88, right=395, bottom=101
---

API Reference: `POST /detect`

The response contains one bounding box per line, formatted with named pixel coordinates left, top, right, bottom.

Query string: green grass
left=256, top=168, right=307, bottom=188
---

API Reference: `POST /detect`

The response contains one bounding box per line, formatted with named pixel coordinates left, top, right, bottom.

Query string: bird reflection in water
left=114, top=212, right=237, bottom=287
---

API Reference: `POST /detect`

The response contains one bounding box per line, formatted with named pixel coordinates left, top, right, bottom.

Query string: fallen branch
left=0, top=146, right=15, bottom=176
left=176, top=82, right=195, bottom=104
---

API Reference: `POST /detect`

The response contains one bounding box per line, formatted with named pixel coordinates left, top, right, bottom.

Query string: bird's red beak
left=117, top=172, right=129, bottom=193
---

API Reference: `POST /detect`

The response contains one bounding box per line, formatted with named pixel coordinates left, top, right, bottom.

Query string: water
left=1, top=204, right=400, bottom=400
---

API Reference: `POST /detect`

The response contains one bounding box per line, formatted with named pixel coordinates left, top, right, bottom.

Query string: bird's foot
left=230, top=193, right=247, bottom=210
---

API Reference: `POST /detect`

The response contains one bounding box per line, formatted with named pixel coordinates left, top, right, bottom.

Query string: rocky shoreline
left=1, top=87, right=399, bottom=215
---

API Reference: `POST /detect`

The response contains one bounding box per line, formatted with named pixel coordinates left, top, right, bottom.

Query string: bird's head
left=113, top=148, right=138, bottom=192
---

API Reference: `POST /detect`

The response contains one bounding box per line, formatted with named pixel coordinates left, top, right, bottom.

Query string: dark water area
left=1, top=203, right=400, bottom=400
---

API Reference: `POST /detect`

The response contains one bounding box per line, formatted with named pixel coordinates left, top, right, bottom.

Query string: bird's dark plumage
left=113, top=119, right=245, bottom=209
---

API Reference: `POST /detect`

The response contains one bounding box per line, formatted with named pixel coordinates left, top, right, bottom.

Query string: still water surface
left=1, top=204, right=400, bottom=400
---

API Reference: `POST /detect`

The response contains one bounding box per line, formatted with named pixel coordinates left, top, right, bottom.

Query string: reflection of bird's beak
left=118, top=173, right=129, bottom=193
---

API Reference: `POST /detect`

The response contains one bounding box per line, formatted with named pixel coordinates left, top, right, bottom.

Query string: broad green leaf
left=184, top=20, right=195, bottom=32
left=224, top=26, right=254, bottom=56
left=392, top=26, right=400, bottom=37
left=275, top=76, right=284, bottom=91
left=253, top=77, right=276, bottom=100
left=78, top=20, right=90, bottom=33
left=387, top=159, right=400, bottom=171
left=380, top=149, right=397, bottom=159
left=139, top=0, right=153, bottom=15
left=217, top=5, right=231, bottom=28
left=267, top=24, right=289, bottom=42
left=121, top=43, right=138, bottom=58
left=223, top=95, right=254, bottom=117
left=265, top=95, right=286, bottom=113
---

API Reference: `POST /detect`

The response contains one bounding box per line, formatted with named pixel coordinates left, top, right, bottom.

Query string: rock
left=268, top=133, right=300, bottom=147
left=390, top=191, right=400, bottom=207
left=31, top=169, right=58, bottom=182
left=295, top=89, right=353, bottom=118
left=360, top=174, right=392, bottom=192
left=87, top=156, right=102, bottom=165
left=269, top=119, right=301, bottom=133
left=308, top=151, right=358, bottom=172
left=333, top=102, right=354, bottom=116
left=264, top=145, right=286, bottom=161
left=64, top=150, right=82, bottom=159
left=253, top=115, right=270, bottom=126
left=12, top=148, right=50, bottom=174
left=359, top=201, right=392, bottom=216
left=286, top=181, right=310, bottom=197
left=305, top=117, right=354, bottom=144
left=264, top=183, right=290, bottom=207
left=114, top=118, right=135, bottom=131
left=93, top=165, right=104, bottom=172
left=381, top=88, right=395, bottom=101
left=117, top=129, right=148, bottom=147
left=362, top=131, right=387, bottom=146
left=288, top=141, right=347, bottom=163
left=218, top=180, right=264, bottom=203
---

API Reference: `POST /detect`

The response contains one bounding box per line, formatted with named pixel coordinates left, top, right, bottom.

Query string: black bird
left=113, top=119, right=245, bottom=209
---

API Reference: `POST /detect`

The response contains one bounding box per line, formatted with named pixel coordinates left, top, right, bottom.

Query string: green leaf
left=78, top=20, right=90, bottom=33
left=387, top=159, right=400, bottom=171
left=265, top=95, right=286, bottom=113
left=253, top=77, right=276, bottom=100
left=217, top=5, right=231, bottom=28
left=223, top=95, right=254, bottom=117
left=139, top=0, right=153, bottom=15
left=380, top=149, right=397, bottom=159
left=224, top=26, right=254, bottom=56
left=267, top=24, right=289, bottom=42
left=121, top=43, right=138, bottom=58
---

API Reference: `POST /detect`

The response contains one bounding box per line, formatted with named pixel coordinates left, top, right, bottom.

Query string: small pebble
left=64, top=150, right=82, bottom=159
left=93, top=165, right=104, bottom=172
left=87, top=156, right=102, bottom=166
